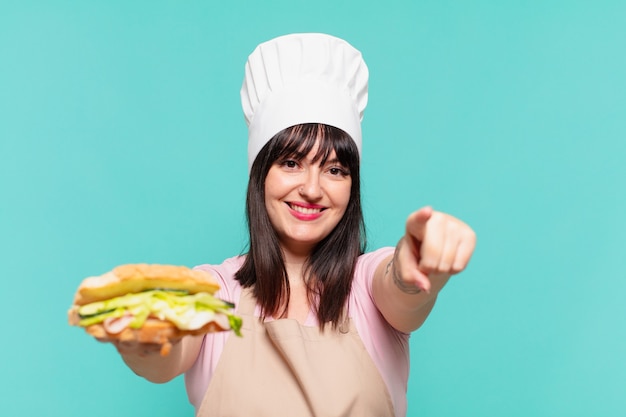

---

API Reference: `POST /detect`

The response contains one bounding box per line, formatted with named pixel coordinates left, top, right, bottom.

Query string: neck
left=280, top=245, right=311, bottom=288
left=282, top=258, right=305, bottom=287
left=280, top=241, right=312, bottom=265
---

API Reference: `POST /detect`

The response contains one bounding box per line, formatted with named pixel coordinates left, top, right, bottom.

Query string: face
left=264, top=143, right=352, bottom=257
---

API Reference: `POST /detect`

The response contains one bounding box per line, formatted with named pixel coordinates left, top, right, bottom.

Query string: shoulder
left=350, top=247, right=400, bottom=329
left=350, top=247, right=408, bottom=338
left=354, top=247, right=395, bottom=293
left=193, top=255, right=245, bottom=304
left=356, top=247, right=395, bottom=268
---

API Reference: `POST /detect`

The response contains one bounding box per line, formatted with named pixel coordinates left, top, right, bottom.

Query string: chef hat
left=241, top=33, right=369, bottom=170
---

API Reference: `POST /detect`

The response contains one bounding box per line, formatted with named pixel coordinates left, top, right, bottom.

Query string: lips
left=287, top=202, right=326, bottom=219
left=289, top=203, right=324, bottom=213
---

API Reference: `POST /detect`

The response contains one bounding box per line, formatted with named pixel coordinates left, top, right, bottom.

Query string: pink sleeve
left=350, top=247, right=410, bottom=417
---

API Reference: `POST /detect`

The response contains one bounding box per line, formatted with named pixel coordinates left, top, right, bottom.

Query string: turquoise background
left=1, top=1, right=625, bottom=416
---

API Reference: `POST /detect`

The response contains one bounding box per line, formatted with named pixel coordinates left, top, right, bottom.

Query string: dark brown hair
left=235, top=123, right=366, bottom=329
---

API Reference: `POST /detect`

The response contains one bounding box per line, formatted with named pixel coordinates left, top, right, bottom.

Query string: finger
left=112, top=340, right=161, bottom=356
left=95, top=337, right=111, bottom=344
left=396, top=237, right=420, bottom=274
left=437, top=233, right=459, bottom=273
left=417, top=223, right=445, bottom=273
left=398, top=256, right=431, bottom=293
left=451, top=235, right=476, bottom=273
left=405, top=206, right=433, bottom=243
left=409, top=268, right=431, bottom=293
left=395, top=239, right=431, bottom=293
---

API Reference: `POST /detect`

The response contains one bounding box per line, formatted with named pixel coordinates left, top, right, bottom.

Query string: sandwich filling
left=77, top=289, right=242, bottom=336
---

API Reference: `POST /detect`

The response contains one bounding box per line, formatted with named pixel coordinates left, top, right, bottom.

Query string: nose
left=299, top=169, right=323, bottom=200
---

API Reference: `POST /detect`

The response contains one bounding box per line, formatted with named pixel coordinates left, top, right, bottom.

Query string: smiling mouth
left=287, top=203, right=325, bottom=214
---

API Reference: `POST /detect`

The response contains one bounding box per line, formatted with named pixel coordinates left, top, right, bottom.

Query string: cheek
left=264, top=173, right=289, bottom=223
left=335, top=182, right=352, bottom=212
left=264, top=172, right=280, bottom=204
left=264, top=186, right=278, bottom=221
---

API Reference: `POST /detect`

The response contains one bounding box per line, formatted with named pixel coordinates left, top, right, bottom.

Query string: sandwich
left=68, top=264, right=242, bottom=356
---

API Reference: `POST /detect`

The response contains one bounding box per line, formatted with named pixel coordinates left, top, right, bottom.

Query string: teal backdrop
left=1, top=1, right=625, bottom=416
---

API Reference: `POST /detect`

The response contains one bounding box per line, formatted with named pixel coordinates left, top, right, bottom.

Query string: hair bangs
left=273, top=124, right=356, bottom=171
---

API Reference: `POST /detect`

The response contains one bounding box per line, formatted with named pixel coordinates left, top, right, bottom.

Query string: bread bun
left=73, top=264, right=220, bottom=305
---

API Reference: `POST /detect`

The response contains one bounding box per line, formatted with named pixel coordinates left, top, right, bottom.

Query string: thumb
left=406, top=206, right=433, bottom=243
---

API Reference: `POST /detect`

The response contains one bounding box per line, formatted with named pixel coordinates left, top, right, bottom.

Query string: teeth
left=291, top=204, right=322, bottom=214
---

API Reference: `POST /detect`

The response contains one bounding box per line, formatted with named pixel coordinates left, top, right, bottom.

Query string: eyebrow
left=281, top=150, right=346, bottom=168
left=321, top=157, right=349, bottom=170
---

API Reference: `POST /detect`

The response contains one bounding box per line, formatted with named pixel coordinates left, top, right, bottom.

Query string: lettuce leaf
left=77, top=290, right=241, bottom=333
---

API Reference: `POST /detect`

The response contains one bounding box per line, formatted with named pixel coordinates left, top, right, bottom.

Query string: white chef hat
left=241, top=33, right=369, bottom=170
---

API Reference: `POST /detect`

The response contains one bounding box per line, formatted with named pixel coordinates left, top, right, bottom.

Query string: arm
left=111, top=334, right=204, bottom=383
left=372, top=206, right=476, bottom=333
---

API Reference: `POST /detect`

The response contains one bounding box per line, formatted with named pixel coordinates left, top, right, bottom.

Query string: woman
left=116, top=33, right=476, bottom=417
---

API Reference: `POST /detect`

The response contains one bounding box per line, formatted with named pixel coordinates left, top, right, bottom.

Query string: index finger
left=406, top=206, right=433, bottom=243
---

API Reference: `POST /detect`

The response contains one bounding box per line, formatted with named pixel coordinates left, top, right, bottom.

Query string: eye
left=328, top=166, right=349, bottom=177
left=279, top=159, right=299, bottom=169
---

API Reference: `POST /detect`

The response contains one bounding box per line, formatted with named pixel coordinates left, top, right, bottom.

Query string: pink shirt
left=185, top=247, right=410, bottom=416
